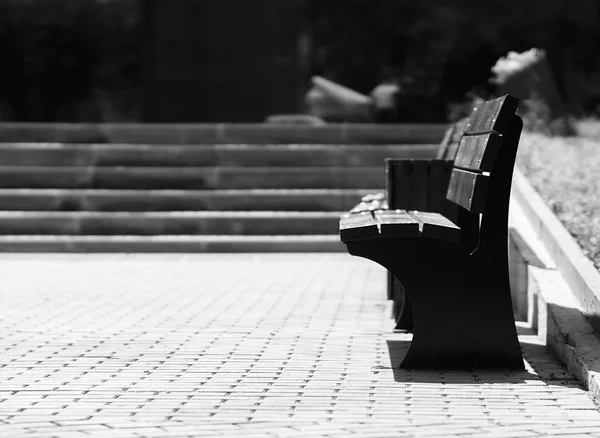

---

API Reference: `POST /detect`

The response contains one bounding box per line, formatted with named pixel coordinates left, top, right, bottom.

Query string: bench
left=350, top=116, right=470, bottom=330
left=340, top=95, right=524, bottom=369
left=386, top=116, right=471, bottom=330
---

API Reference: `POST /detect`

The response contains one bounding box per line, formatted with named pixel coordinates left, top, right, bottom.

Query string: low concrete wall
left=512, top=169, right=600, bottom=333
left=509, top=167, right=600, bottom=399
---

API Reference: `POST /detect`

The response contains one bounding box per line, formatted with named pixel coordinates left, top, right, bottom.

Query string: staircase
left=0, top=123, right=444, bottom=252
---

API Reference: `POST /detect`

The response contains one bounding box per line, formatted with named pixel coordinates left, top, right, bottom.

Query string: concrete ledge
left=0, top=123, right=447, bottom=144
left=530, top=266, right=600, bottom=400
left=509, top=168, right=600, bottom=399
left=512, top=168, right=600, bottom=332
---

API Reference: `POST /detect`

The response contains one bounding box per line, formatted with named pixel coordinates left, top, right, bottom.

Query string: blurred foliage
left=2, top=0, right=600, bottom=122
left=0, top=0, right=140, bottom=122
left=300, top=0, right=600, bottom=121
left=519, top=94, right=576, bottom=137
left=517, top=131, right=600, bottom=268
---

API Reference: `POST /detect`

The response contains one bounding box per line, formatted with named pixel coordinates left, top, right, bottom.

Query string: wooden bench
left=385, top=116, right=471, bottom=330
left=340, top=95, right=524, bottom=369
left=350, top=116, right=470, bottom=330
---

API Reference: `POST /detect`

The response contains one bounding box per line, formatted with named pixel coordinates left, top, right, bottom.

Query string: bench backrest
left=446, top=95, right=519, bottom=212
left=384, top=95, right=521, bottom=252
left=385, top=118, right=467, bottom=214
left=445, top=94, right=522, bottom=254
left=436, top=117, right=469, bottom=160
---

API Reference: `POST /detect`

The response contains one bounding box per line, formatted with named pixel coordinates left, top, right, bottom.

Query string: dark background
left=1, top=0, right=599, bottom=122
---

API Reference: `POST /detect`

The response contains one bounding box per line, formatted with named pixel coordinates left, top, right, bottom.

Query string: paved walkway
left=2, top=254, right=600, bottom=437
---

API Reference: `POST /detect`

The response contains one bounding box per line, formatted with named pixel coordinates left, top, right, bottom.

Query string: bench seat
left=340, top=209, right=460, bottom=242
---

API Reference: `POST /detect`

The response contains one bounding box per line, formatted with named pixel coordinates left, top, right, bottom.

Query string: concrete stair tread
left=0, top=188, right=376, bottom=195
left=0, top=165, right=380, bottom=170
left=0, top=188, right=373, bottom=212
left=0, top=211, right=346, bottom=218
left=0, top=143, right=436, bottom=150
left=0, top=143, right=438, bottom=167
left=0, top=166, right=383, bottom=189
left=0, top=234, right=345, bottom=252
left=0, top=234, right=341, bottom=241
left=0, top=143, right=436, bottom=167
left=0, top=211, right=345, bottom=235
left=0, top=123, right=447, bottom=144
left=0, top=125, right=441, bottom=251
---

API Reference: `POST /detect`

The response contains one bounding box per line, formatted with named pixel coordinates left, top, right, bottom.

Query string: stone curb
left=509, top=167, right=600, bottom=400
left=530, top=266, right=600, bottom=401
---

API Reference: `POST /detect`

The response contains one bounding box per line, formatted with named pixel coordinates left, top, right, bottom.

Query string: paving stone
left=1, top=254, right=600, bottom=437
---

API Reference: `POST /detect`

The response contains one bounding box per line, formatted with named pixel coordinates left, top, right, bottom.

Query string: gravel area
left=516, top=127, right=600, bottom=269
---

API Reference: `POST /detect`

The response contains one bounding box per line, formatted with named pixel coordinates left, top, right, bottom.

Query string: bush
left=519, top=95, right=577, bottom=137
left=517, top=131, right=600, bottom=269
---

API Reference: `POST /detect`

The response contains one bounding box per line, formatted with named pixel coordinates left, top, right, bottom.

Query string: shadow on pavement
left=384, top=327, right=584, bottom=388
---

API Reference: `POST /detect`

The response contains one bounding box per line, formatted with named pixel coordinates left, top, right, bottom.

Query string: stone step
left=0, top=143, right=438, bottom=167
left=0, top=123, right=447, bottom=144
left=0, top=234, right=345, bottom=252
left=0, top=189, right=373, bottom=212
left=0, top=167, right=383, bottom=189
left=0, top=211, right=344, bottom=235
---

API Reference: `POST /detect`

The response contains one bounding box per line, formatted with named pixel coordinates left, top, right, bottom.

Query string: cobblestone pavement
left=2, top=254, right=600, bottom=437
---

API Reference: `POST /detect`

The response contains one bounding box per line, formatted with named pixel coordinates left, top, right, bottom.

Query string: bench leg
left=347, top=238, right=524, bottom=370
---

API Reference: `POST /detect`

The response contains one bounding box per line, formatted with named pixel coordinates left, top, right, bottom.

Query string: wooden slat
left=339, top=211, right=379, bottom=242
left=407, top=211, right=461, bottom=242
left=454, top=133, right=502, bottom=172
left=374, top=210, right=420, bottom=238
left=427, top=160, right=453, bottom=212
left=436, top=124, right=456, bottom=159
left=465, top=95, right=519, bottom=134
left=386, top=159, right=431, bottom=211
left=386, top=159, right=412, bottom=209
left=444, top=139, right=460, bottom=162
left=447, top=117, right=469, bottom=158
left=446, top=168, right=489, bottom=213
left=453, top=117, right=469, bottom=139
left=443, top=117, right=469, bottom=160
left=407, top=160, right=429, bottom=211
left=436, top=117, right=468, bottom=160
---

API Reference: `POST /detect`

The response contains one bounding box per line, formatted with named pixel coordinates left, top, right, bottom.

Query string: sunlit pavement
left=2, top=254, right=600, bottom=437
